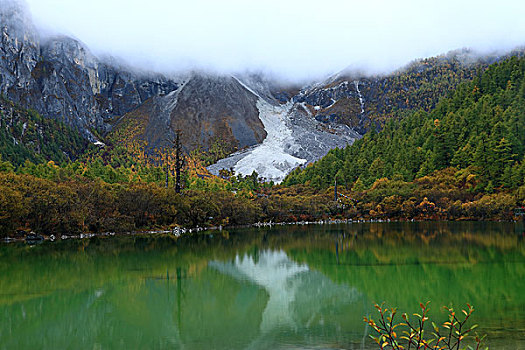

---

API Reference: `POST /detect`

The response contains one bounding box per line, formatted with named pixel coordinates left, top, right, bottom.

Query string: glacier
left=207, top=76, right=361, bottom=183
left=208, top=99, right=306, bottom=183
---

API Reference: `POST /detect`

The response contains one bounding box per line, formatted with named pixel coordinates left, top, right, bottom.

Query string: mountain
left=283, top=56, right=525, bottom=191
left=0, top=0, right=359, bottom=182
left=294, top=49, right=515, bottom=134
left=0, top=0, right=180, bottom=141
left=1, top=0, right=523, bottom=183
left=109, top=74, right=266, bottom=152
left=206, top=50, right=518, bottom=182
left=110, top=72, right=361, bottom=182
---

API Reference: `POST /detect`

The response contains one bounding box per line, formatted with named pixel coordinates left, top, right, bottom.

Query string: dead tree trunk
left=174, top=129, right=184, bottom=194
left=165, top=150, right=169, bottom=189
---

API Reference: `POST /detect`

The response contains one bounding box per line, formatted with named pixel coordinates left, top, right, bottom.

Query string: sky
left=23, top=0, right=525, bottom=82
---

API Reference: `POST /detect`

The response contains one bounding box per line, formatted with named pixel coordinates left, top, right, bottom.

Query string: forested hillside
left=360, top=51, right=520, bottom=122
left=0, top=96, right=90, bottom=166
left=284, top=56, right=525, bottom=192
left=299, top=49, right=523, bottom=135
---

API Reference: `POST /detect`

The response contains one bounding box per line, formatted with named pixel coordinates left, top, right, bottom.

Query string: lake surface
left=1, top=222, right=524, bottom=349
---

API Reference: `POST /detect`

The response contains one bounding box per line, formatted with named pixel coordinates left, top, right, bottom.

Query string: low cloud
left=22, top=0, right=525, bottom=82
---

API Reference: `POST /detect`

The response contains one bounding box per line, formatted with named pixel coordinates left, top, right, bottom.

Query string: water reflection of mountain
left=210, top=250, right=368, bottom=349
left=0, top=250, right=368, bottom=350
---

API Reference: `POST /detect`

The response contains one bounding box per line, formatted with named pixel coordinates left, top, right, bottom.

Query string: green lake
left=1, top=222, right=524, bottom=349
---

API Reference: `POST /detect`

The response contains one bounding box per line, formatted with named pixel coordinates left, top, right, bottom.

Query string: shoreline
left=2, top=217, right=522, bottom=245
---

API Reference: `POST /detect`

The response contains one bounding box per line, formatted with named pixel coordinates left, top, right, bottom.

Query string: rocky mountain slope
left=0, top=0, right=180, bottom=141
left=207, top=80, right=360, bottom=182
left=293, top=49, right=517, bottom=134
left=111, top=74, right=266, bottom=151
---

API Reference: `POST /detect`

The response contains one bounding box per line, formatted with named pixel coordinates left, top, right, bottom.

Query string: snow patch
left=232, top=76, right=260, bottom=98
left=163, top=80, right=187, bottom=116
left=354, top=81, right=365, bottom=114
left=164, top=89, right=179, bottom=112
left=325, top=98, right=337, bottom=109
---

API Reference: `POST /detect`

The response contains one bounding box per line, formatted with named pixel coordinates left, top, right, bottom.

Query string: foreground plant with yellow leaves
left=363, top=302, right=486, bottom=350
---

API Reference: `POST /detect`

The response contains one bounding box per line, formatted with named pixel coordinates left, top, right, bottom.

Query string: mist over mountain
left=4, top=0, right=524, bottom=85
left=3, top=0, right=525, bottom=80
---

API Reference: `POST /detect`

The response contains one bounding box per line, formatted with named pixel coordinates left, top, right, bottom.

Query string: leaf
left=370, top=335, right=382, bottom=344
